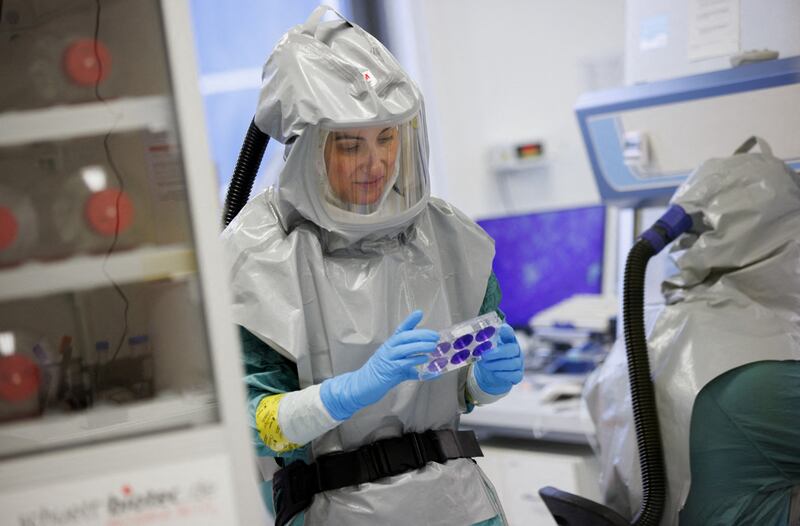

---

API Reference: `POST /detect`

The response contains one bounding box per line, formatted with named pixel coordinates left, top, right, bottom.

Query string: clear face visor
left=317, top=113, right=427, bottom=223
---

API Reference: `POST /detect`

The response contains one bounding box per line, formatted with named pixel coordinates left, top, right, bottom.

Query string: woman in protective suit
left=222, top=7, right=523, bottom=526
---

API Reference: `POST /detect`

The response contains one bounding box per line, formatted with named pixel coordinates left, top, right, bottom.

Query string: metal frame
left=159, top=0, right=264, bottom=521
left=576, top=56, right=800, bottom=205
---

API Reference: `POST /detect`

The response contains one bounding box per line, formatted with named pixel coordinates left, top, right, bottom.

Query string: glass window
left=188, top=0, right=350, bottom=205
left=0, top=0, right=218, bottom=458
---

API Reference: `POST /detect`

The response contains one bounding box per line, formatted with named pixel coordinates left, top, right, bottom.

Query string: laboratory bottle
left=0, top=0, right=170, bottom=111
left=0, top=184, right=39, bottom=267
left=0, top=330, right=54, bottom=422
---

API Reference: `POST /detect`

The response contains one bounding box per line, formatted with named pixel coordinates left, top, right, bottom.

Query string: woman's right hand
left=320, top=310, right=438, bottom=421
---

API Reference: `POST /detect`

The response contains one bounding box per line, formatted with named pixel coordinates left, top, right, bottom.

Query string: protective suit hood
left=255, top=6, right=430, bottom=248
left=666, top=136, right=800, bottom=299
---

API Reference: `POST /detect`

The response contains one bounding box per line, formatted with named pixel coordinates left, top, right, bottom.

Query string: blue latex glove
left=320, top=310, right=439, bottom=421
left=473, top=323, right=524, bottom=395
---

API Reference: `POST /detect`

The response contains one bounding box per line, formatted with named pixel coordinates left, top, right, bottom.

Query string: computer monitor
left=477, top=205, right=605, bottom=329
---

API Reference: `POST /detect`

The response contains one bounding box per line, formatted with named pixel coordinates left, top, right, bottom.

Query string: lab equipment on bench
left=527, top=294, right=617, bottom=375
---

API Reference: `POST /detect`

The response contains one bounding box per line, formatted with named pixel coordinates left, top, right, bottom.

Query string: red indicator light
left=516, top=143, right=543, bottom=158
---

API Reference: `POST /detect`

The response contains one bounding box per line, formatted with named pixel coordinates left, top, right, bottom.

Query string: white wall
left=382, top=1, right=626, bottom=219
left=625, top=0, right=800, bottom=84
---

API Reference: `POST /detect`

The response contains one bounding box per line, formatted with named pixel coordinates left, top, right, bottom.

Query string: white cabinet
left=0, top=1, right=263, bottom=524
left=477, top=445, right=601, bottom=526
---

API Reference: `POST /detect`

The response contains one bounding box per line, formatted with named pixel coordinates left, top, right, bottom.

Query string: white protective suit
left=222, top=7, right=505, bottom=526
left=585, top=137, right=800, bottom=525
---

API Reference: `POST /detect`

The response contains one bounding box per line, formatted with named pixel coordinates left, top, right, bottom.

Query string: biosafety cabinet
left=0, top=1, right=265, bottom=524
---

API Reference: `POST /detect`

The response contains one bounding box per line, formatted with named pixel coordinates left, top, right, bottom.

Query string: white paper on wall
left=688, top=0, right=741, bottom=61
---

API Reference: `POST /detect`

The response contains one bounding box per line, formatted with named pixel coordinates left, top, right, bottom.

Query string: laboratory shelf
left=0, top=390, right=217, bottom=459
left=0, top=95, right=174, bottom=147
left=0, top=243, right=197, bottom=302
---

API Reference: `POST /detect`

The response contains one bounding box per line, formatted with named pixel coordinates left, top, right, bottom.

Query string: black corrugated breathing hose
left=222, top=118, right=270, bottom=227
left=538, top=206, right=688, bottom=526
left=623, top=239, right=666, bottom=526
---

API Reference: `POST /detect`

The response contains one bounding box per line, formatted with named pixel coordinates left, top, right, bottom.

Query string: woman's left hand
left=473, top=323, right=524, bottom=395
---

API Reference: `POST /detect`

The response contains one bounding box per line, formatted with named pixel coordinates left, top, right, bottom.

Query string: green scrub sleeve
left=239, top=271, right=505, bottom=462
left=240, top=326, right=308, bottom=466
left=479, top=271, right=505, bottom=320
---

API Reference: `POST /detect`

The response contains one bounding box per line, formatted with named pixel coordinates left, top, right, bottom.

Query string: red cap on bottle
left=0, top=355, right=40, bottom=402
left=63, top=38, right=112, bottom=86
left=0, top=207, right=19, bottom=251
left=84, top=189, right=134, bottom=236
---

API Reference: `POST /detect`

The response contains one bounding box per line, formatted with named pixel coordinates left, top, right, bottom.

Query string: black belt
left=273, top=429, right=483, bottom=526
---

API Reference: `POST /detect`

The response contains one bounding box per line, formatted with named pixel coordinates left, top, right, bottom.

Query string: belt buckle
left=411, top=433, right=428, bottom=469
left=367, top=442, right=390, bottom=479
left=314, top=458, right=324, bottom=491
left=409, top=433, right=425, bottom=468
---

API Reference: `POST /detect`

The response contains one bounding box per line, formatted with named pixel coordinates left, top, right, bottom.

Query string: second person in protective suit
left=222, top=6, right=524, bottom=526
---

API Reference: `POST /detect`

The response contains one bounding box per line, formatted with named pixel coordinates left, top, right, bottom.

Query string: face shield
left=311, top=112, right=428, bottom=226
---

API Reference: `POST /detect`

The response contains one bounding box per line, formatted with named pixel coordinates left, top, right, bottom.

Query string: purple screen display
left=477, top=206, right=605, bottom=328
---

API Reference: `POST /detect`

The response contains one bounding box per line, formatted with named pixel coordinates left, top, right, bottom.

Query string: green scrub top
left=680, top=360, right=800, bottom=526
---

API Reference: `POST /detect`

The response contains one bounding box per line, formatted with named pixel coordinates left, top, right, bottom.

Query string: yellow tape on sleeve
left=255, top=393, right=301, bottom=453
